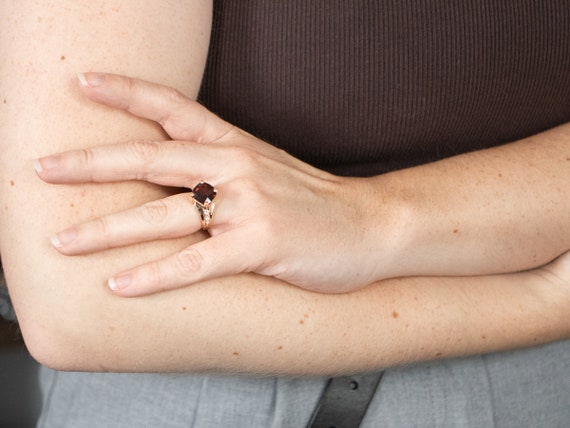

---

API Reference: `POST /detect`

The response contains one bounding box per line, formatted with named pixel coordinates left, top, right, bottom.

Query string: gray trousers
left=37, top=340, right=570, bottom=428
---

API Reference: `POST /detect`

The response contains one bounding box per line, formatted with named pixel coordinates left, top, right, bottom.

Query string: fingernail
left=77, top=72, right=106, bottom=88
left=50, top=228, right=77, bottom=248
left=108, top=274, right=132, bottom=291
left=32, top=159, right=43, bottom=173
left=34, top=155, right=61, bottom=172
left=77, top=73, right=89, bottom=87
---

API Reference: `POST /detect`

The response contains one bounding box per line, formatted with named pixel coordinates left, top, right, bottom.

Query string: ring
left=191, top=181, right=217, bottom=230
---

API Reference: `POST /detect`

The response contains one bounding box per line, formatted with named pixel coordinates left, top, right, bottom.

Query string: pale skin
left=35, top=73, right=570, bottom=297
left=1, top=1, right=569, bottom=375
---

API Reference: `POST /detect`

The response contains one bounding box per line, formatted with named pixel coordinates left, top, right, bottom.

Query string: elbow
left=12, top=285, right=114, bottom=372
left=3, top=250, right=134, bottom=372
left=21, top=327, right=74, bottom=372
left=18, top=313, right=102, bottom=372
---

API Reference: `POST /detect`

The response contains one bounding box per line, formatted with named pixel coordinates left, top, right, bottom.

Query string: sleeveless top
left=38, top=2, right=570, bottom=427
left=199, top=0, right=570, bottom=176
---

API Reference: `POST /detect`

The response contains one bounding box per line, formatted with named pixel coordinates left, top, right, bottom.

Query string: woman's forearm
left=20, top=254, right=570, bottom=375
left=368, top=125, right=570, bottom=280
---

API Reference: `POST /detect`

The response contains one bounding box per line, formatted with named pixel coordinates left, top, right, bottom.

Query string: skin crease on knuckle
left=175, top=246, right=205, bottom=278
left=79, top=147, right=96, bottom=179
left=94, top=215, right=113, bottom=249
left=125, top=140, right=161, bottom=165
left=156, top=87, right=191, bottom=132
left=138, top=199, right=170, bottom=227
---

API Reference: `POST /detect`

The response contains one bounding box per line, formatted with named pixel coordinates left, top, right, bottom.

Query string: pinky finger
left=107, top=230, right=260, bottom=297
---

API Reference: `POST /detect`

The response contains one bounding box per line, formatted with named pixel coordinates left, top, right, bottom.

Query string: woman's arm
left=1, top=2, right=568, bottom=376
left=0, top=0, right=212, bottom=365
left=34, top=75, right=570, bottom=297
left=370, top=124, right=570, bottom=279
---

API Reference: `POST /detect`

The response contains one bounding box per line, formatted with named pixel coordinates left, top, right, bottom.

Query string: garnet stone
left=192, top=182, right=217, bottom=206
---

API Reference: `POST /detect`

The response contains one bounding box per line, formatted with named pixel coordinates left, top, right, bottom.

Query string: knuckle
left=94, top=216, right=112, bottom=246
left=232, top=176, right=264, bottom=197
left=138, top=200, right=169, bottom=226
left=78, top=148, right=96, bottom=168
left=226, top=145, right=258, bottom=172
left=125, top=140, right=160, bottom=163
left=146, top=260, right=169, bottom=292
left=121, top=77, right=136, bottom=111
left=206, top=123, right=237, bottom=144
left=174, top=248, right=205, bottom=276
left=157, top=88, right=189, bottom=129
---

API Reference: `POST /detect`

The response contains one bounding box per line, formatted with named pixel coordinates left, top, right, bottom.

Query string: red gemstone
left=192, top=182, right=216, bottom=205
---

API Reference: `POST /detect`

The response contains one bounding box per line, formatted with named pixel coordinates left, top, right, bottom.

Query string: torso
left=199, top=0, right=570, bottom=175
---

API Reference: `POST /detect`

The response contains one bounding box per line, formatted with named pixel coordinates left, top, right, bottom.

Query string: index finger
left=78, top=72, right=232, bottom=143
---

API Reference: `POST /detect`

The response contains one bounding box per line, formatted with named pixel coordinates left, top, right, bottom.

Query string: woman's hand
left=34, top=73, right=394, bottom=296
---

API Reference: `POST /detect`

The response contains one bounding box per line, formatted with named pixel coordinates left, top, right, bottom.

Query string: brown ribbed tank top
left=198, top=1, right=570, bottom=176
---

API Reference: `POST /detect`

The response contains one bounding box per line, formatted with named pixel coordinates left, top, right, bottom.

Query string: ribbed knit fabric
left=199, top=0, right=570, bottom=176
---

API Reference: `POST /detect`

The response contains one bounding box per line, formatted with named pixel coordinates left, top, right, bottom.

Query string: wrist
left=342, top=174, right=416, bottom=283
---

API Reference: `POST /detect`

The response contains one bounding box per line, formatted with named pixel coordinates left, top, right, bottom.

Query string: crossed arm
left=0, top=0, right=568, bottom=375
